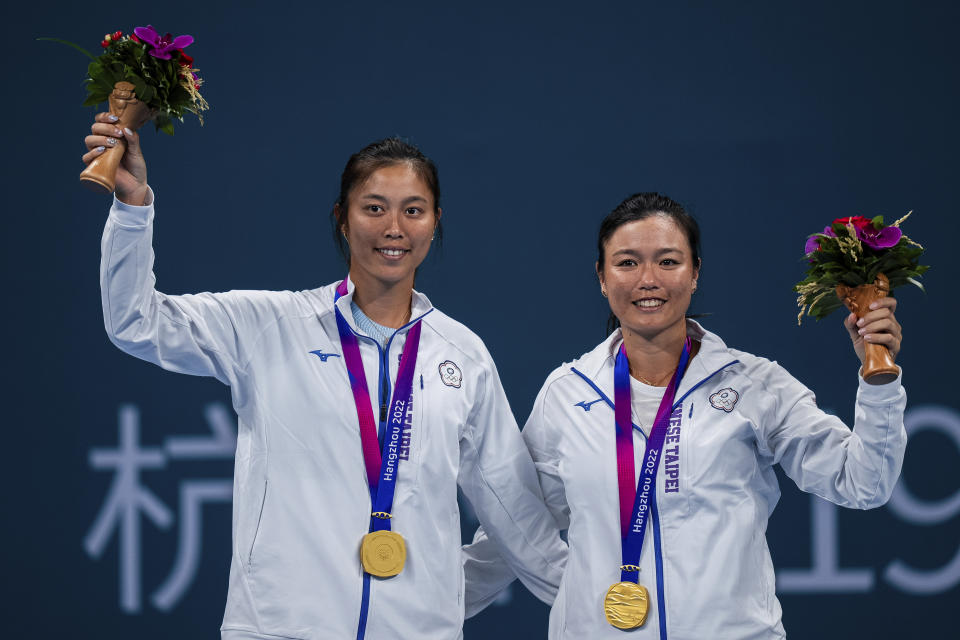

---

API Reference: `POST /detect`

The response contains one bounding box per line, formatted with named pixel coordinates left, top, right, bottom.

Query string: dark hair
left=597, top=192, right=702, bottom=334
left=331, top=137, right=443, bottom=262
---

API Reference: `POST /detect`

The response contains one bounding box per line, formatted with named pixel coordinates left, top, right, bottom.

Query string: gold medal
left=360, top=530, right=406, bottom=577
left=603, top=581, right=650, bottom=629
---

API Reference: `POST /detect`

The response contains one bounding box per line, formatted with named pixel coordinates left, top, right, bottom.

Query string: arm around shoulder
left=458, top=356, right=567, bottom=611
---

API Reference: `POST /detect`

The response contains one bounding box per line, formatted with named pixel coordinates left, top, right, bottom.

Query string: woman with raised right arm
left=86, top=114, right=565, bottom=639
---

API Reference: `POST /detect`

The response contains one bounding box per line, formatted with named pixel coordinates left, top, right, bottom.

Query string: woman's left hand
left=843, top=297, right=902, bottom=365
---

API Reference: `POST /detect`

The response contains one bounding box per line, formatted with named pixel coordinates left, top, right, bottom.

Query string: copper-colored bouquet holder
left=79, top=81, right=155, bottom=194
left=836, top=273, right=900, bottom=383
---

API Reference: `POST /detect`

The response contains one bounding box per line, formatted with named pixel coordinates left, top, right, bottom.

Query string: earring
left=601, top=287, right=608, bottom=298
left=692, top=282, right=698, bottom=293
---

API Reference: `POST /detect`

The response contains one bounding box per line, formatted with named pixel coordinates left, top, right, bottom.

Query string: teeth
left=378, top=249, right=406, bottom=257
left=635, top=299, right=664, bottom=308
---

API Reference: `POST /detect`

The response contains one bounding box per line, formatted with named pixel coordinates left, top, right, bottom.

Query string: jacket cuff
left=856, top=366, right=904, bottom=402
left=109, top=186, right=155, bottom=227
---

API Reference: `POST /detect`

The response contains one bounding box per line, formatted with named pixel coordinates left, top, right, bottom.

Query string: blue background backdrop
left=3, top=1, right=958, bottom=637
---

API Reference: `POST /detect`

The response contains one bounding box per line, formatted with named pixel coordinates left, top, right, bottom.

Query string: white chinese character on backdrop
left=777, top=404, right=960, bottom=596
left=85, top=403, right=236, bottom=613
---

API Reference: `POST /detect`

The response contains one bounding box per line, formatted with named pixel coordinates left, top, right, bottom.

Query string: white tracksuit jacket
left=100, top=193, right=566, bottom=640
left=464, top=321, right=907, bottom=639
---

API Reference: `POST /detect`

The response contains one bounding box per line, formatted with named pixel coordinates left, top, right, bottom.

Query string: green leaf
left=37, top=37, right=96, bottom=60
left=168, top=85, right=190, bottom=105
left=839, top=272, right=861, bottom=286
left=87, top=59, right=103, bottom=76
left=871, top=215, right=884, bottom=229
left=129, top=74, right=147, bottom=97
left=906, top=277, right=925, bottom=292
left=87, top=61, right=117, bottom=95
left=153, top=113, right=175, bottom=136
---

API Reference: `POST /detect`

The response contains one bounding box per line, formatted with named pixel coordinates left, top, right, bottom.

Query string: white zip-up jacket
left=100, top=193, right=566, bottom=640
left=464, top=321, right=907, bottom=639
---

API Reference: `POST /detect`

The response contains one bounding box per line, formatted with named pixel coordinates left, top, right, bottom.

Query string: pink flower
left=835, top=215, right=902, bottom=249
left=804, top=226, right=836, bottom=255
left=857, top=224, right=902, bottom=250
left=133, top=25, right=193, bottom=60
left=804, top=218, right=902, bottom=255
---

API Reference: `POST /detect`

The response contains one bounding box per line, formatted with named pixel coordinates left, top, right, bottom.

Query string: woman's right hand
left=83, top=112, right=149, bottom=206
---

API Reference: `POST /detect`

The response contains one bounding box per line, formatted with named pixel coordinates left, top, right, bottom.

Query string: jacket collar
left=570, top=320, right=737, bottom=400
left=322, top=275, right=434, bottom=335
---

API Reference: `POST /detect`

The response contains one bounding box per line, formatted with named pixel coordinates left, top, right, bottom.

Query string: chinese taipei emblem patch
left=709, top=388, right=740, bottom=412
left=438, top=361, right=462, bottom=388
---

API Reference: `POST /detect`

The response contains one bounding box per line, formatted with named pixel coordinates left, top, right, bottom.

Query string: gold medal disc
left=603, top=581, right=650, bottom=629
left=360, top=531, right=406, bottom=578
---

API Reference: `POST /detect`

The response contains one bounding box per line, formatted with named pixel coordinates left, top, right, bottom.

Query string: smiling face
left=597, top=214, right=700, bottom=342
left=339, top=163, right=440, bottom=293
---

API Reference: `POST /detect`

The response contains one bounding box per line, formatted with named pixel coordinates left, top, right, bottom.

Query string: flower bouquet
left=42, top=25, right=209, bottom=193
left=795, top=214, right=928, bottom=380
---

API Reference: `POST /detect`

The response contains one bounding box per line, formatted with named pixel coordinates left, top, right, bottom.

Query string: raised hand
left=83, top=112, right=149, bottom=206
left=843, top=296, right=902, bottom=368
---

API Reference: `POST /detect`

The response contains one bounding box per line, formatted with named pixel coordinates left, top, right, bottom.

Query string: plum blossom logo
left=438, top=361, right=462, bottom=388
left=709, top=388, right=740, bottom=412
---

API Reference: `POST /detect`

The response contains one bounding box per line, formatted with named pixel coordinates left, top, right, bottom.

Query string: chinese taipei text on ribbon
left=604, top=337, right=692, bottom=630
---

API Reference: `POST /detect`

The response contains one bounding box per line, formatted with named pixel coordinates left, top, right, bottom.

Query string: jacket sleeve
left=462, top=375, right=569, bottom=617
left=523, top=380, right=571, bottom=530
left=462, top=527, right=516, bottom=618
left=100, top=191, right=270, bottom=390
left=458, top=357, right=567, bottom=616
left=756, top=361, right=908, bottom=510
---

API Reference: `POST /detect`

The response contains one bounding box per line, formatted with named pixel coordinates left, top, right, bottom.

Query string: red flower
left=113, top=30, right=123, bottom=40
left=832, top=215, right=872, bottom=230
left=131, top=33, right=140, bottom=43
left=178, top=51, right=194, bottom=67
left=101, top=40, right=110, bottom=48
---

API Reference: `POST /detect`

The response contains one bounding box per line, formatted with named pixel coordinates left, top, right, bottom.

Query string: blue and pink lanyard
left=334, top=279, right=421, bottom=533
left=614, top=337, right=691, bottom=583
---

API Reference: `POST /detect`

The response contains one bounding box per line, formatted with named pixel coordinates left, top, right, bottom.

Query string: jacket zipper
left=334, top=290, right=434, bottom=640
left=351, top=312, right=432, bottom=640
left=358, top=335, right=390, bottom=640
left=356, top=333, right=382, bottom=640
left=378, top=338, right=391, bottom=443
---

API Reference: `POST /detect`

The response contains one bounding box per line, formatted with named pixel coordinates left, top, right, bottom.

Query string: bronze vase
left=835, top=273, right=900, bottom=383
left=79, top=81, right=155, bottom=194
